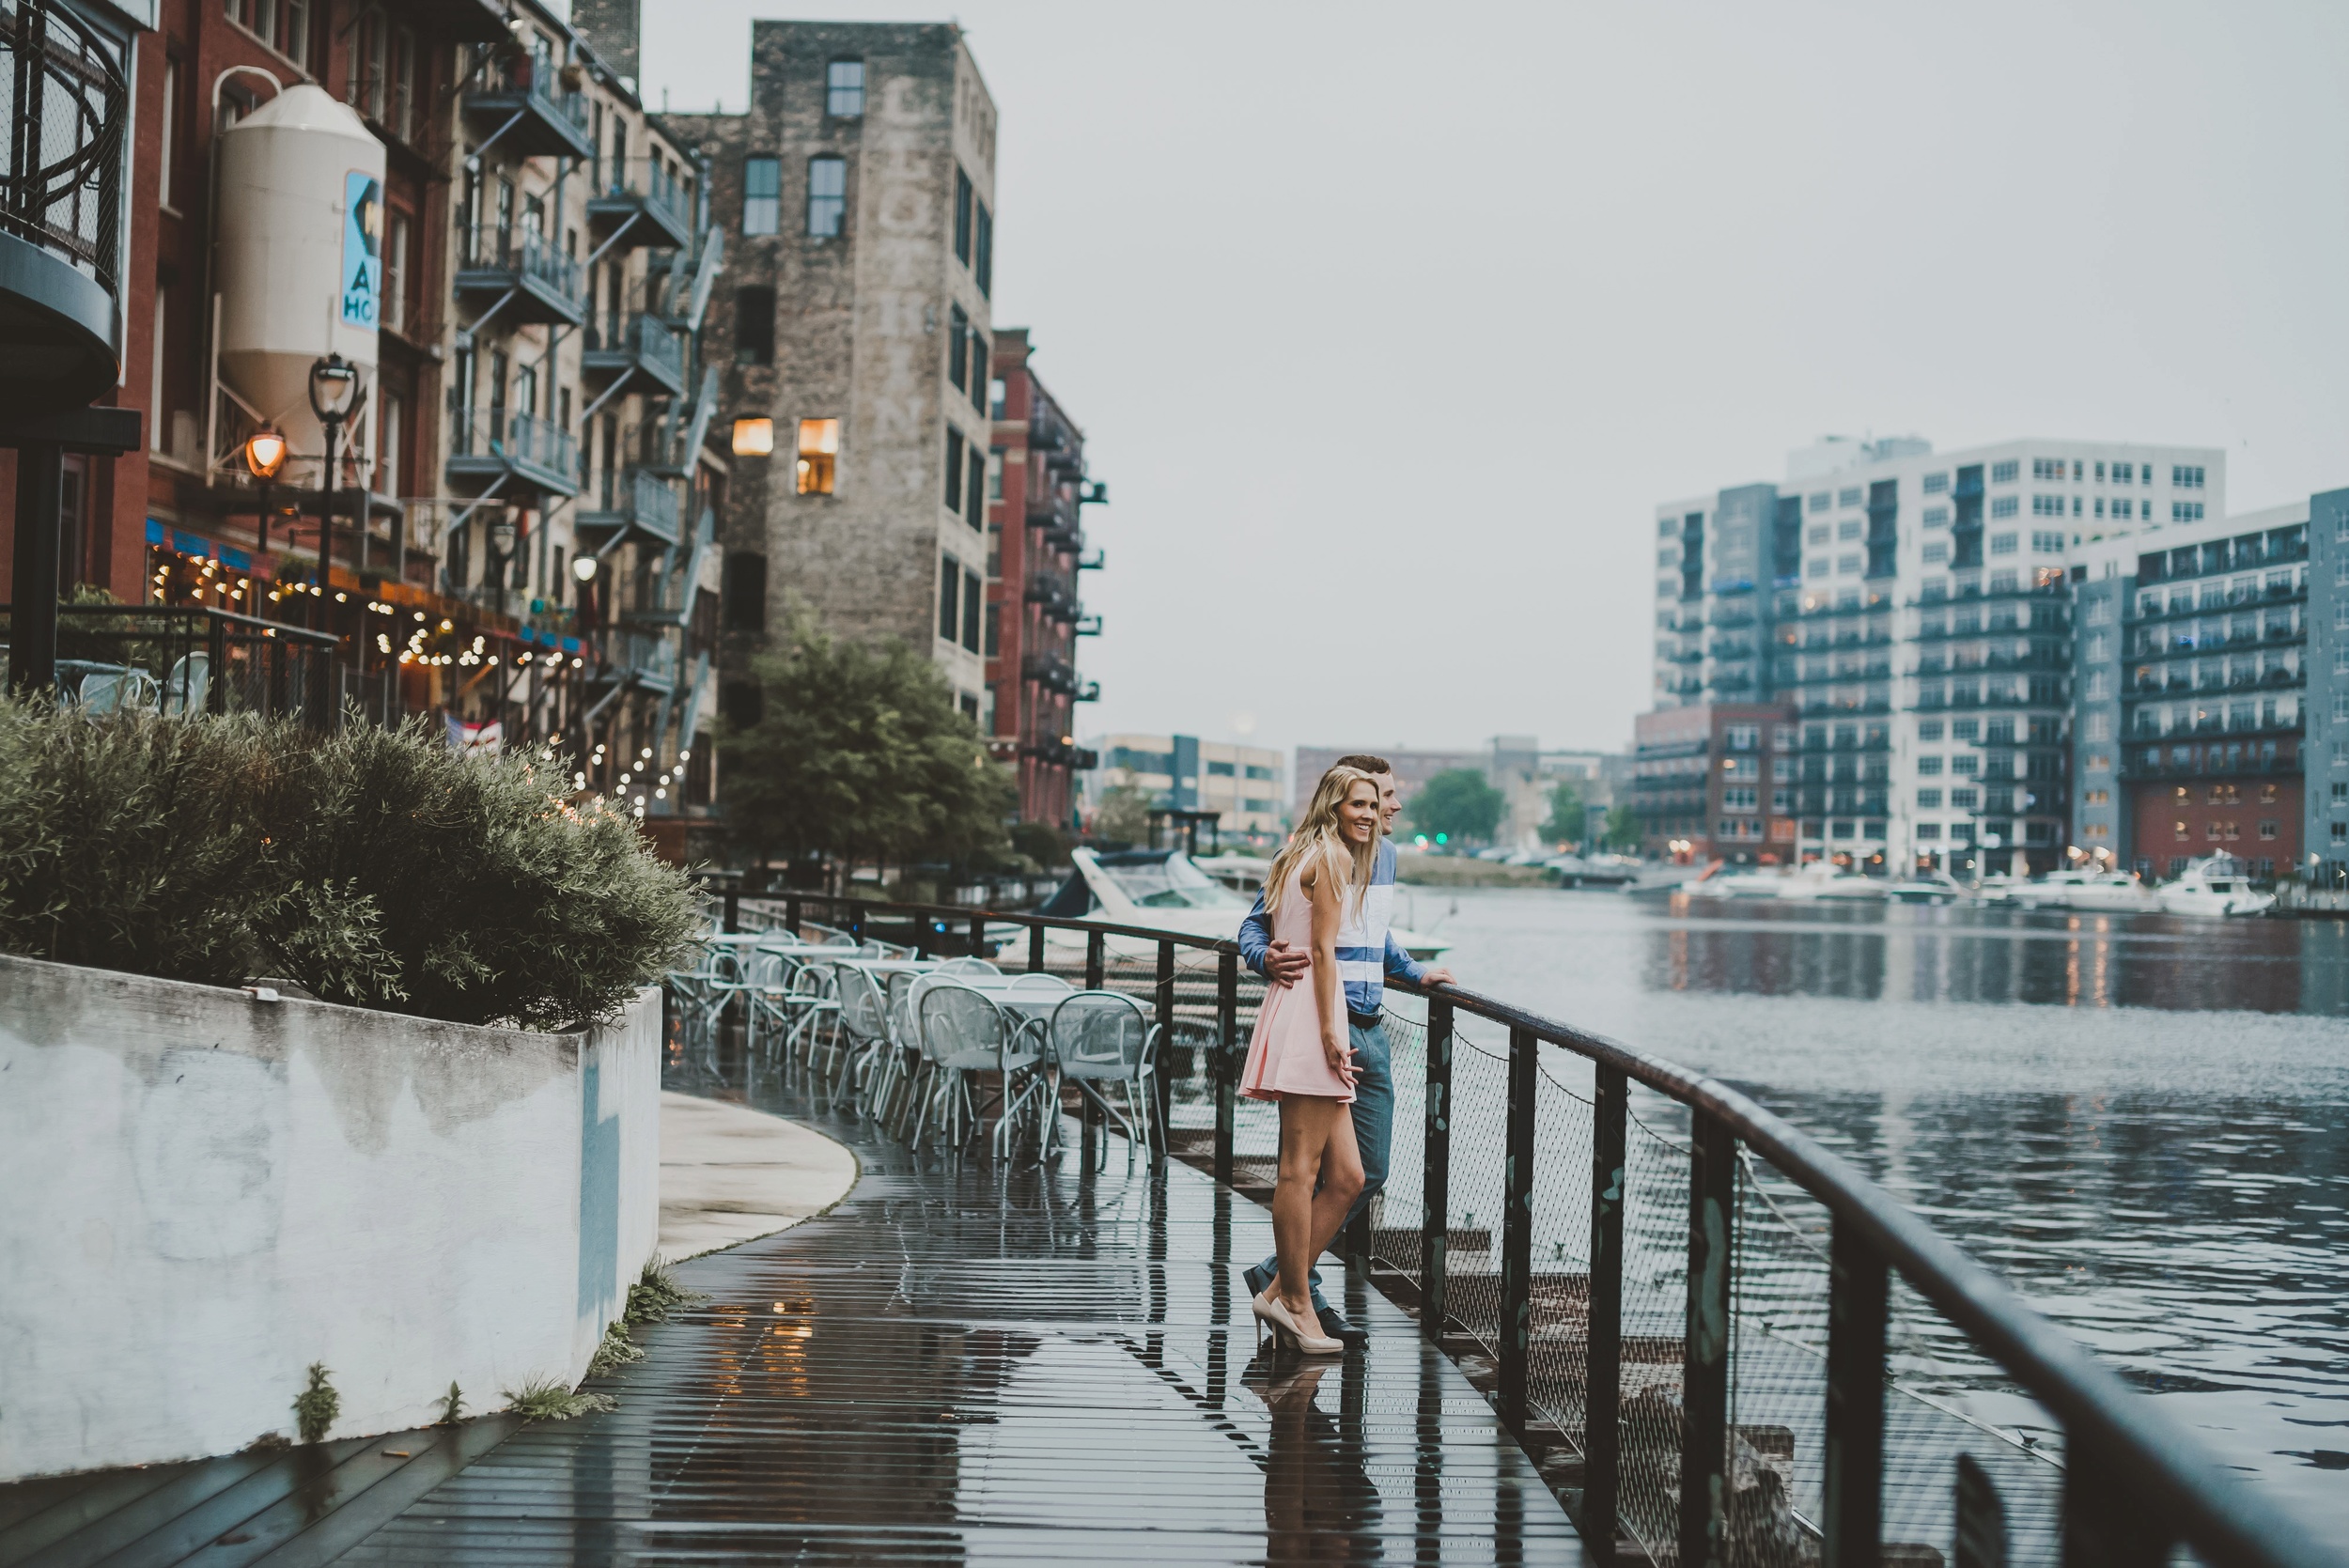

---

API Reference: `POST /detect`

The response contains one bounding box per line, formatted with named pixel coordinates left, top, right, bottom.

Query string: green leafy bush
left=0, top=703, right=696, bottom=1028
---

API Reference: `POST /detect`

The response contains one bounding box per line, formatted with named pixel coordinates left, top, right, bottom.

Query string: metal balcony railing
left=590, top=155, right=693, bottom=245
left=447, top=408, right=582, bottom=491
left=458, top=223, right=584, bottom=314
left=0, top=1, right=123, bottom=294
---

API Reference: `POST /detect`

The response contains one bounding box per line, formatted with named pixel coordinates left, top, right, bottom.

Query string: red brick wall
left=2128, top=774, right=2302, bottom=875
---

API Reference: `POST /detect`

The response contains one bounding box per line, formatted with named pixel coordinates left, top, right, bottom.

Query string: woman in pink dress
left=1239, top=764, right=1382, bottom=1355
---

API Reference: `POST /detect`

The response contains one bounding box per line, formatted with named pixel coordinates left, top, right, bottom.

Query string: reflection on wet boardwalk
left=339, top=1076, right=1583, bottom=1564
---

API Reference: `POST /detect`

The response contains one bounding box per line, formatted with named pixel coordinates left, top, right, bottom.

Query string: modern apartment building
left=0, top=0, right=726, bottom=843
left=1650, top=436, right=2226, bottom=874
left=1630, top=703, right=1798, bottom=862
left=987, top=328, right=1105, bottom=827
left=1086, top=735, right=1287, bottom=843
left=669, top=22, right=1003, bottom=722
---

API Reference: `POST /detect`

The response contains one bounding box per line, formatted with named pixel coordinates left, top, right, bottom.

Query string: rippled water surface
left=1399, top=886, right=2349, bottom=1527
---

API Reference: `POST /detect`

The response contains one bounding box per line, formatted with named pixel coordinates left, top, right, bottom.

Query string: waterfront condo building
left=663, top=22, right=1004, bottom=726
left=1648, top=437, right=2225, bottom=874
left=1630, top=703, right=1798, bottom=862
left=987, top=328, right=1106, bottom=827
left=1085, top=736, right=1287, bottom=844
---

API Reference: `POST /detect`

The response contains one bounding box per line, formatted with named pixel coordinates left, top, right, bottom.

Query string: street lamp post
left=489, top=515, right=518, bottom=620
left=307, top=354, right=359, bottom=630
left=241, top=427, right=288, bottom=561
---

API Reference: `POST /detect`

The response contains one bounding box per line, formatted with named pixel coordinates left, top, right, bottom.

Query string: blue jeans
left=1252, top=1018, right=1392, bottom=1310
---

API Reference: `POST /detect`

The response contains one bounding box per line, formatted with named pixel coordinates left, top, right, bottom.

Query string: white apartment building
left=1651, top=436, right=2225, bottom=873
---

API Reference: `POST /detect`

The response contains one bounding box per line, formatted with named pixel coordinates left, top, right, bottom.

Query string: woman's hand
left=1322, top=1028, right=1358, bottom=1088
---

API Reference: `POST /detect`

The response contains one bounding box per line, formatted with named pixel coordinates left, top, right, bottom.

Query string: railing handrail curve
left=707, top=884, right=2341, bottom=1568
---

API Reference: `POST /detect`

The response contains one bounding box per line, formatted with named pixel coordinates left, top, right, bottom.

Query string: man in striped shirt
left=1237, top=754, right=1455, bottom=1344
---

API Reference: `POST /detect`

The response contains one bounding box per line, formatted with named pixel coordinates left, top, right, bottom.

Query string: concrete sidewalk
left=657, top=1091, right=858, bottom=1261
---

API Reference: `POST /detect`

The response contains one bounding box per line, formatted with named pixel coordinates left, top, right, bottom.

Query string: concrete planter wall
left=0, top=955, right=661, bottom=1482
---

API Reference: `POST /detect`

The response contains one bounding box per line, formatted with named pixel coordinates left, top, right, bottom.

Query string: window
left=1917, top=789, right=1943, bottom=809
left=826, top=59, right=865, bottom=117
left=2088, top=753, right=2110, bottom=771
left=2032, top=458, right=2066, bottom=481
left=159, top=57, right=179, bottom=211
left=1918, top=721, right=1944, bottom=741
left=2112, top=462, right=2134, bottom=483
left=2336, top=821, right=2347, bottom=845
left=1206, top=760, right=1236, bottom=777
left=1922, top=473, right=1949, bottom=494
left=962, top=567, right=983, bottom=655
left=2173, top=502, right=2205, bottom=522
left=2032, top=531, right=2064, bottom=553
left=1922, top=505, right=1949, bottom=527
left=1952, top=754, right=1980, bottom=776
left=379, top=391, right=402, bottom=497
left=383, top=211, right=408, bottom=331
left=1922, top=542, right=1949, bottom=565
left=1806, top=558, right=1828, bottom=579
left=1808, top=491, right=1829, bottom=512
left=969, top=334, right=988, bottom=412
left=1990, top=495, right=2019, bottom=520
left=796, top=417, right=839, bottom=494
left=954, top=166, right=972, bottom=263
left=940, top=553, right=962, bottom=642
left=945, top=427, right=965, bottom=509
left=1990, top=459, right=2019, bottom=484
left=387, top=25, right=415, bottom=141
left=1836, top=553, right=1860, bottom=575
left=1916, top=823, right=1942, bottom=840
left=741, top=157, right=780, bottom=234
left=1834, top=486, right=1860, bottom=507
left=2031, top=494, right=2065, bottom=517
left=723, top=551, right=768, bottom=632
left=1991, top=533, right=2018, bottom=556
left=1836, top=519, right=1861, bottom=541
left=1806, top=524, right=1828, bottom=546
left=987, top=447, right=1004, bottom=501
left=1950, top=788, right=1979, bottom=810
left=1726, top=724, right=1759, bottom=750
left=967, top=447, right=986, bottom=527
left=1918, top=756, right=1943, bottom=776
left=2172, top=465, right=2206, bottom=489
left=973, top=200, right=993, bottom=295
left=806, top=157, right=847, bottom=237
left=948, top=303, right=969, bottom=388
left=734, top=286, right=775, bottom=365
left=1246, top=764, right=1276, bottom=782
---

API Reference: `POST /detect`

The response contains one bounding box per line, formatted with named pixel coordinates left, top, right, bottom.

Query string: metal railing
left=596, top=155, right=692, bottom=238
left=701, top=884, right=2341, bottom=1568
left=459, top=222, right=583, bottom=305
left=585, top=310, right=684, bottom=380
left=0, top=603, right=338, bottom=726
left=447, top=408, right=581, bottom=487
left=0, top=0, right=125, bottom=295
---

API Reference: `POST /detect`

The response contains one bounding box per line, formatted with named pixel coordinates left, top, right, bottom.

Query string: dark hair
left=1333, top=753, right=1392, bottom=775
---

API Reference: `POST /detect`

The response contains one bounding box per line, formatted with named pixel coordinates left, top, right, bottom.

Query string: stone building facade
left=667, top=22, right=1002, bottom=722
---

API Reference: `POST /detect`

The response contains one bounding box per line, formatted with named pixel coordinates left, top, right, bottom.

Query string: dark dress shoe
left=1242, top=1261, right=1275, bottom=1299
left=1316, top=1307, right=1368, bottom=1346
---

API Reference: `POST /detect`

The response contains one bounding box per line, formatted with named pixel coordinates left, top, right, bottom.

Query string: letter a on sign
left=342, top=171, right=383, bottom=330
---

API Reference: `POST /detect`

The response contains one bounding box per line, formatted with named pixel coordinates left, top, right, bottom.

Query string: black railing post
left=207, top=611, right=229, bottom=718
left=968, top=909, right=986, bottom=958
left=847, top=900, right=864, bottom=947
left=785, top=894, right=801, bottom=937
left=8, top=442, right=63, bottom=696
left=1583, top=1063, right=1627, bottom=1565
left=1824, top=1214, right=1887, bottom=1568
left=1153, top=939, right=1174, bottom=1154
left=1680, top=1110, right=1735, bottom=1568
left=1027, top=922, right=1045, bottom=973
left=722, top=886, right=739, bottom=934
left=1085, top=929, right=1104, bottom=991
left=1422, top=996, right=1453, bottom=1341
left=1500, top=1024, right=1536, bottom=1433
left=2061, top=1436, right=2172, bottom=1568
left=1214, top=950, right=1237, bottom=1187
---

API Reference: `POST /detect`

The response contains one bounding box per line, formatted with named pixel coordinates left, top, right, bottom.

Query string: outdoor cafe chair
left=830, top=964, right=894, bottom=1103
left=938, top=956, right=1000, bottom=977
left=916, top=984, right=1049, bottom=1156
left=1046, top=990, right=1161, bottom=1169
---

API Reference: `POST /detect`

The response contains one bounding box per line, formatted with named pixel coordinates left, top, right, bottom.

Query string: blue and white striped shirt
left=1237, top=838, right=1425, bottom=1017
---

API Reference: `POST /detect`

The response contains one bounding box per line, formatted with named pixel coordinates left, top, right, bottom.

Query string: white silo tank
left=216, top=85, right=385, bottom=470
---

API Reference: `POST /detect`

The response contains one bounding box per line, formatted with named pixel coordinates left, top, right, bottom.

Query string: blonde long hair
left=1263, top=764, right=1379, bottom=921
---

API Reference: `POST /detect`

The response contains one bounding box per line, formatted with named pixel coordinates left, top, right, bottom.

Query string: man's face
left=1377, top=772, right=1402, bottom=833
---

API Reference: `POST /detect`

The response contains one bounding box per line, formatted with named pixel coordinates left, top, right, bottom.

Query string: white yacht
left=1775, top=862, right=1890, bottom=902
left=2013, top=869, right=2157, bottom=914
left=1886, top=869, right=1967, bottom=906
left=2155, top=858, right=2276, bottom=918
left=1691, top=866, right=1788, bottom=899
left=1031, top=848, right=1454, bottom=960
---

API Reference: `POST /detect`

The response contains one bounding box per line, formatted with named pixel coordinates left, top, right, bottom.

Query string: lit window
left=796, top=417, right=839, bottom=494
left=731, top=418, right=773, bottom=457
left=826, top=59, right=865, bottom=117
left=742, top=156, right=780, bottom=235
left=807, top=156, right=846, bottom=237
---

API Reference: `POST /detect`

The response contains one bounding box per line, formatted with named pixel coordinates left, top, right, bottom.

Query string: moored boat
left=2155, top=857, right=2275, bottom=918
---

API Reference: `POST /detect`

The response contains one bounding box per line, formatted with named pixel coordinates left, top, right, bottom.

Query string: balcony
left=2123, top=735, right=2300, bottom=780
left=1664, top=645, right=1705, bottom=665
left=446, top=410, right=582, bottom=497
left=577, top=468, right=682, bottom=551
left=1025, top=573, right=1083, bottom=627
left=1022, top=650, right=1083, bottom=697
left=461, top=55, right=594, bottom=162
left=582, top=312, right=686, bottom=399
left=0, top=1, right=127, bottom=421
left=586, top=158, right=694, bottom=252
left=586, top=629, right=677, bottom=697
left=456, top=225, right=585, bottom=329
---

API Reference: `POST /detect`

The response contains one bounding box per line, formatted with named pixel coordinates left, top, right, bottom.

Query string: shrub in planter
left=0, top=703, right=696, bottom=1028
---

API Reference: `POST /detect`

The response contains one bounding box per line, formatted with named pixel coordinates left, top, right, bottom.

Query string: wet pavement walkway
left=1, top=1071, right=1584, bottom=1565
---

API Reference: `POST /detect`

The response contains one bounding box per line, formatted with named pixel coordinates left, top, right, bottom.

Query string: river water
left=1392, top=885, right=2349, bottom=1529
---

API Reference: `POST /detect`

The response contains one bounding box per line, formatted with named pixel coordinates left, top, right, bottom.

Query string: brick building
left=1631, top=702, right=1799, bottom=865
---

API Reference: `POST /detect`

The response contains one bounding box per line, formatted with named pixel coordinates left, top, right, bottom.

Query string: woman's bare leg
left=1273, top=1094, right=1346, bottom=1317
left=1303, top=1110, right=1365, bottom=1273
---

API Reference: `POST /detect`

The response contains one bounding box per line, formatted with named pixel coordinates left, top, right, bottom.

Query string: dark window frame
left=806, top=155, right=846, bottom=238
left=953, top=166, right=972, bottom=262
left=945, top=427, right=965, bottom=509
left=733, top=285, right=775, bottom=365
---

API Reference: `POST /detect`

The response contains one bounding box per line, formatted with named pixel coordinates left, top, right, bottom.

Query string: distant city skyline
left=643, top=0, right=2349, bottom=760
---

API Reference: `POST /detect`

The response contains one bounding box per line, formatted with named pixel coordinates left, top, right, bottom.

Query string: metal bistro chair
left=916, top=984, right=1048, bottom=1157
left=829, top=965, right=894, bottom=1106
left=744, top=944, right=835, bottom=1065
left=938, top=956, right=1001, bottom=977
left=1047, top=990, right=1162, bottom=1170
left=868, top=970, right=932, bottom=1129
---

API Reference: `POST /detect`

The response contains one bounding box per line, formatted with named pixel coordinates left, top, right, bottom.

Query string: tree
left=1603, top=803, right=1642, bottom=853
left=719, top=619, right=1014, bottom=878
left=1539, top=782, right=1585, bottom=846
left=1408, top=768, right=1504, bottom=846
left=1091, top=782, right=1151, bottom=846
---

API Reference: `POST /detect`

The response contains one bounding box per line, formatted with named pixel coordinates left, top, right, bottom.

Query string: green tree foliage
left=1539, top=783, right=1585, bottom=846
left=0, top=703, right=696, bottom=1028
left=1408, top=768, right=1505, bottom=846
left=1603, top=804, right=1643, bottom=852
left=719, top=619, right=1015, bottom=873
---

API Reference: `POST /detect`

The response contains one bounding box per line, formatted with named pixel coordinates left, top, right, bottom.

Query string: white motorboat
left=1972, top=873, right=2025, bottom=907
left=1192, top=852, right=1272, bottom=896
left=2155, top=857, right=2276, bottom=918
left=1690, top=867, right=1787, bottom=899
left=1886, top=870, right=1967, bottom=905
left=1545, top=853, right=1639, bottom=888
left=2013, top=869, right=2156, bottom=914
left=1031, top=847, right=1454, bottom=960
left=1775, top=862, right=1890, bottom=902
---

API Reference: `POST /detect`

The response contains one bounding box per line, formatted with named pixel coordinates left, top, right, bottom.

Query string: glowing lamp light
left=242, top=428, right=289, bottom=480
left=307, top=353, right=360, bottom=423
left=731, top=417, right=775, bottom=458
left=572, top=553, right=599, bottom=582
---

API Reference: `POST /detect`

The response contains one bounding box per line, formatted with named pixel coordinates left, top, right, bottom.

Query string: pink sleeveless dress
left=1238, top=870, right=1354, bottom=1103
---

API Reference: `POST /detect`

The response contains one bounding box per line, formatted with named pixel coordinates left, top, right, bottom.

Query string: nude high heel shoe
left=1252, top=1287, right=1343, bottom=1355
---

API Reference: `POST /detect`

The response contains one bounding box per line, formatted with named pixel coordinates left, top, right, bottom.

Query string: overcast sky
left=642, top=1, right=2349, bottom=762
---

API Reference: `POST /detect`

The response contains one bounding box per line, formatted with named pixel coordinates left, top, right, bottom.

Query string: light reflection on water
left=1411, top=887, right=2349, bottom=1525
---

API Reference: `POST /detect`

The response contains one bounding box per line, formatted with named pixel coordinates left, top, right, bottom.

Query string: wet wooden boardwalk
left=1, top=1074, right=1583, bottom=1565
